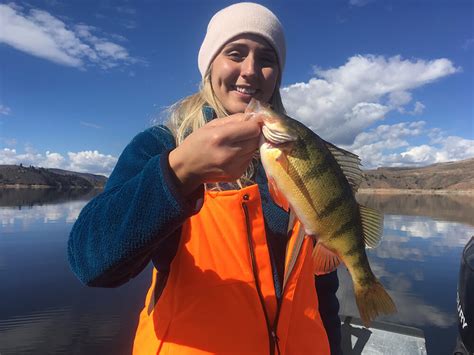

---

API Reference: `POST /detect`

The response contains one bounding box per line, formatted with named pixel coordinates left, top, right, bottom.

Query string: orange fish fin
left=312, top=242, right=341, bottom=275
left=359, top=204, right=384, bottom=248
left=268, top=176, right=290, bottom=211
left=354, top=280, right=397, bottom=328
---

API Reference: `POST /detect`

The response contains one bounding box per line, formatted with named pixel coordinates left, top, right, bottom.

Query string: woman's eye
left=227, top=51, right=243, bottom=60
left=260, top=56, right=277, bottom=67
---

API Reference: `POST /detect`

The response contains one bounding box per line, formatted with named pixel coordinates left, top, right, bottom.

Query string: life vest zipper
left=242, top=199, right=281, bottom=355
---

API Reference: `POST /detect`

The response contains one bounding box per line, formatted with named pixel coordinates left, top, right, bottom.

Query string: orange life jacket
left=133, top=185, right=330, bottom=354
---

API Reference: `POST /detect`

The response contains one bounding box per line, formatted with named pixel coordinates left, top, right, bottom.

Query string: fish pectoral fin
left=323, top=140, right=363, bottom=192
left=275, top=149, right=290, bottom=172
left=268, top=176, right=290, bottom=211
left=312, top=242, right=341, bottom=275
left=359, top=204, right=384, bottom=248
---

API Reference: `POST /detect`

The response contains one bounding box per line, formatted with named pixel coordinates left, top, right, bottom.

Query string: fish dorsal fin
left=323, top=141, right=363, bottom=192
left=359, top=204, right=384, bottom=248
left=312, top=241, right=341, bottom=275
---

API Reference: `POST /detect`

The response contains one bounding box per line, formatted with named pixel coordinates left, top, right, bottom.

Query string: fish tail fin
left=355, top=280, right=397, bottom=328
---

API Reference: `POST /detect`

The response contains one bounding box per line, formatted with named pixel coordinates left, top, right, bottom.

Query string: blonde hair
left=166, top=71, right=286, bottom=190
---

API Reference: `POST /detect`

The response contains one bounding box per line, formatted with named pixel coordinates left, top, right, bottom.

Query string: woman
left=68, top=3, right=341, bottom=354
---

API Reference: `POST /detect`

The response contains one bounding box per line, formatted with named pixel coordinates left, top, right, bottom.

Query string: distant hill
left=1, top=158, right=473, bottom=192
left=360, top=158, right=474, bottom=192
left=0, top=165, right=107, bottom=189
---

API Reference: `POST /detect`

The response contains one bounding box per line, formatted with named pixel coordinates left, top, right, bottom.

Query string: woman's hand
left=168, top=113, right=262, bottom=196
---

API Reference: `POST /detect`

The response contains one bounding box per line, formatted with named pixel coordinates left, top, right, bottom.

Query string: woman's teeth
left=235, top=86, right=256, bottom=95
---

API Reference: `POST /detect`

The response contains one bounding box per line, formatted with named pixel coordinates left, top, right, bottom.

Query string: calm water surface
left=0, top=189, right=473, bottom=354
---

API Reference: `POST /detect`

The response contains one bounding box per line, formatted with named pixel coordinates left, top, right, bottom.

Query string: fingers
left=210, top=118, right=262, bottom=144
left=206, top=113, right=253, bottom=127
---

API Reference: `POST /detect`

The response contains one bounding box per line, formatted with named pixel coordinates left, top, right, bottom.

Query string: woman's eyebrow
left=259, top=47, right=275, bottom=53
left=222, top=43, right=246, bottom=51
left=259, top=47, right=277, bottom=56
left=222, top=43, right=275, bottom=53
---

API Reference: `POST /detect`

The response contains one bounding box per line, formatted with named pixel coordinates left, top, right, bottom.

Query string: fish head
left=245, top=98, right=299, bottom=148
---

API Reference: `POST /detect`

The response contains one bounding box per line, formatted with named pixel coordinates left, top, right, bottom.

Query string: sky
left=0, top=0, right=473, bottom=176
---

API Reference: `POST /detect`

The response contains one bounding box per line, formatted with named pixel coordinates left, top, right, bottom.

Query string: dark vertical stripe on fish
left=345, top=244, right=362, bottom=257
left=331, top=219, right=356, bottom=240
left=301, top=152, right=334, bottom=180
left=318, top=194, right=347, bottom=219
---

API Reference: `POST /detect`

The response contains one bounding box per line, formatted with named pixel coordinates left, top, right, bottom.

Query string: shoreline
left=1, top=185, right=472, bottom=195
left=0, top=184, right=104, bottom=189
left=357, top=188, right=474, bottom=196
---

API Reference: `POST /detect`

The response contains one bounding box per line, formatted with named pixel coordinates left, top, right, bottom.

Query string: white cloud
left=0, top=148, right=117, bottom=176
left=462, top=38, right=474, bottom=50
left=0, top=148, right=43, bottom=166
left=43, top=151, right=66, bottom=168
left=281, top=55, right=459, bottom=144
left=67, top=150, right=117, bottom=176
left=388, top=91, right=412, bottom=109
left=346, top=121, right=474, bottom=168
left=80, top=121, right=102, bottom=129
left=0, top=4, right=138, bottom=69
left=0, top=104, right=12, bottom=116
left=0, top=137, right=17, bottom=146
left=349, top=0, right=373, bottom=6
left=280, top=54, right=472, bottom=167
left=115, top=6, right=137, bottom=16
left=400, top=145, right=436, bottom=164
left=411, top=101, right=425, bottom=115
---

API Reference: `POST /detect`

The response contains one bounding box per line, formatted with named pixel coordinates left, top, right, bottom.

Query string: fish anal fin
left=268, top=176, right=290, bottom=211
left=312, top=242, right=341, bottom=275
left=359, top=204, right=384, bottom=248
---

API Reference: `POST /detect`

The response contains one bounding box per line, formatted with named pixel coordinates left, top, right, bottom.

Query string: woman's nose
left=241, top=55, right=258, bottom=78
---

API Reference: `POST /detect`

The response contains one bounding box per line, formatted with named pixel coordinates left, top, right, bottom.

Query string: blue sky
left=0, top=0, right=472, bottom=175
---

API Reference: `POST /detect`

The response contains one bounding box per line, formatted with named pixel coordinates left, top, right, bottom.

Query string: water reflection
left=357, top=193, right=474, bottom=226
left=338, top=261, right=456, bottom=329
left=1, top=190, right=473, bottom=355
left=0, top=189, right=101, bottom=231
left=0, top=188, right=102, bottom=208
left=0, top=190, right=150, bottom=355
left=379, top=215, right=474, bottom=259
left=0, top=307, right=122, bottom=354
left=337, top=200, right=474, bottom=355
left=1, top=201, right=87, bottom=229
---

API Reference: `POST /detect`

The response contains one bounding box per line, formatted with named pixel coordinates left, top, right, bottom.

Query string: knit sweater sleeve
left=67, top=126, right=203, bottom=287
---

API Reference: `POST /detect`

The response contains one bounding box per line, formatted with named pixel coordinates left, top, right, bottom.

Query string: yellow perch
left=247, top=99, right=396, bottom=327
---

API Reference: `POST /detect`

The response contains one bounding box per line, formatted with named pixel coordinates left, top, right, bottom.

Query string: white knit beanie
left=198, top=2, right=286, bottom=78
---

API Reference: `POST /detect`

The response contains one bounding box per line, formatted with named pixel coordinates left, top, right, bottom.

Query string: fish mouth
left=262, top=125, right=298, bottom=145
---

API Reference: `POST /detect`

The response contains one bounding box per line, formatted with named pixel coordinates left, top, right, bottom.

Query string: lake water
left=0, top=189, right=473, bottom=354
